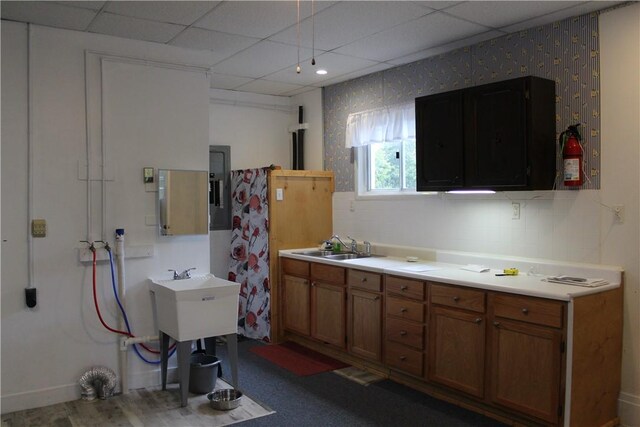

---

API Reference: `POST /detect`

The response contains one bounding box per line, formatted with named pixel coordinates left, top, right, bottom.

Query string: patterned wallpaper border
left=323, top=12, right=600, bottom=192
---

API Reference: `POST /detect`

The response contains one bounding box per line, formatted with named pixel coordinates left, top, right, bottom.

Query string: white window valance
left=345, top=102, right=415, bottom=148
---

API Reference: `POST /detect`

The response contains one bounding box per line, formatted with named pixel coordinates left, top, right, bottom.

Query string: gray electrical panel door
left=209, top=146, right=231, bottom=230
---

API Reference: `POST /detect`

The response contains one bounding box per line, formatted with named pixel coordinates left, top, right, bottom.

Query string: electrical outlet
left=31, top=219, right=47, bottom=238
left=613, top=205, right=625, bottom=224
left=512, top=202, right=521, bottom=220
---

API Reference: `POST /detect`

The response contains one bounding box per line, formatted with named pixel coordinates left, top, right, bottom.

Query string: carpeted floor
left=217, top=338, right=507, bottom=427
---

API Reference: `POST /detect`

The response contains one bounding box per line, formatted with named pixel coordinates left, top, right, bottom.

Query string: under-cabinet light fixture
left=447, top=190, right=496, bottom=194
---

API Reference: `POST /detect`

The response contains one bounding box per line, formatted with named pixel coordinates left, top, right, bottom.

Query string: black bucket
left=189, top=354, right=221, bottom=394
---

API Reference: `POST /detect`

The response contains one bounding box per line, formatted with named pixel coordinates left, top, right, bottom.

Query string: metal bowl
left=207, top=389, right=243, bottom=411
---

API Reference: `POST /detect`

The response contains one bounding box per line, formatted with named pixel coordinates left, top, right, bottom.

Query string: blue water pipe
left=107, top=247, right=174, bottom=364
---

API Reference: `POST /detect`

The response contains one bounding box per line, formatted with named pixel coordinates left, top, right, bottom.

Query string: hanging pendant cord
left=296, top=0, right=301, bottom=73
left=311, top=0, right=316, bottom=66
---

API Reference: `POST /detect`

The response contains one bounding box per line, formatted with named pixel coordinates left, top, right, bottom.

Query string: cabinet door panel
left=429, top=307, right=485, bottom=398
left=283, top=275, right=310, bottom=335
left=311, top=282, right=346, bottom=348
left=349, top=289, right=382, bottom=361
left=465, top=79, right=527, bottom=188
left=491, top=318, right=562, bottom=424
left=416, top=91, right=465, bottom=190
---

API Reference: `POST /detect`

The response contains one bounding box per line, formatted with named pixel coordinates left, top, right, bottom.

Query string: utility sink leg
left=160, top=331, right=169, bottom=391
left=226, top=333, right=239, bottom=389
left=177, top=340, right=191, bottom=407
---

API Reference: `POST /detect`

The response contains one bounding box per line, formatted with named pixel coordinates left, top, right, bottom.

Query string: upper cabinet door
left=465, top=79, right=527, bottom=188
left=416, top=91, right=465, bottom=191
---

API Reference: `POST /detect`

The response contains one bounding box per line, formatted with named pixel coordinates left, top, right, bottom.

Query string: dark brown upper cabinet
left=416, top=76, right=556, bottom=192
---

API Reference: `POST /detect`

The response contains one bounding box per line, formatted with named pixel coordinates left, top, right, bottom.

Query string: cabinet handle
left=521, top=308, right=529, bottom=314
left=400, top=285, right=408, bottom=291
left=311, top=282, right=315, bottom=287
left=400, top=308, right=408, bottom=313
left=399, top=356, right=407, bottom=361
left=399, top=330, right=408, bottom=336
left=361, top=277, right=367, bottom=282
left=493, top=321, right=501, bottom=328
left=474, top=318, right=482, bottom=324
left=453, top=296, right=460, bottom=302
left=374, top=296, right=380, bottom=301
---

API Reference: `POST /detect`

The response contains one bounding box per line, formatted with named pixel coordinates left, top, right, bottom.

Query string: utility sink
left=149, top=274, right=240, bottom=342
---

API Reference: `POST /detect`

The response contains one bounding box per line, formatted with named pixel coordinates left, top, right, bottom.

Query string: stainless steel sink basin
left=292, top=250, right=334, bottom=257
left=323, top=253, right=367, bottom=260
left=292, top=250, right=383, bottom=261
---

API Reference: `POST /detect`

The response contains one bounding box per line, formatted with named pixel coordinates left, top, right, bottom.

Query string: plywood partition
left=268, top=170, right=334, bottom=342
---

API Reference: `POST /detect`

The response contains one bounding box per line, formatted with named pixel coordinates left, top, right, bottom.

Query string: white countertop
left=280, top=248, right=623, bottom=301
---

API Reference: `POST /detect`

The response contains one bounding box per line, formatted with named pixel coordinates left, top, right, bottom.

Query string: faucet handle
left=183, top=268, right=196, bottom=279
left=346, top=236, right=358, bottom=253
left=168, top=269, right=179, bottom=280
left=363, top=241, right=371, bottom=255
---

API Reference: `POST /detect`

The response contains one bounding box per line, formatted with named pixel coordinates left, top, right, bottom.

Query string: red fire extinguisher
left=560, top=124, right=583, bottom=187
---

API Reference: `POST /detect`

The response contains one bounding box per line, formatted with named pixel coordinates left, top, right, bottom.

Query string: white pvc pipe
left=115, top=229, right=128, bottom=394
left=122, top=335, right=159, bottom=347
left=84, top=51, right=92, bottom=241
left=27, top=24, right=35, bottom=291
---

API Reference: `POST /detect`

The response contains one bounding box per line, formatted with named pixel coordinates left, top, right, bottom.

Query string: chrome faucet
left=168, top=268, right=196, bottom=280
left=346, top=236, right=359, bottom=253
left=328, top=235, right=351, bottom=252
left=363, top=241, right=372, bottom=256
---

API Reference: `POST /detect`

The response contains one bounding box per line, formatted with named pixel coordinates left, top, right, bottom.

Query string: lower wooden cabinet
left=280, top=256, right=621, bottom=427
left=348, top=289, right=382, bottom=360
left=311, top=281, right=346, bottom=347
left=282, top=274, right=310, bottom=335
left=428, top=306, right=486, bottom=398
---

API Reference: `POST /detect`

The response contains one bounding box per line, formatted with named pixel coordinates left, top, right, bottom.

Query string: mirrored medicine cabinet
left=158, top=169, right=208, bottom=236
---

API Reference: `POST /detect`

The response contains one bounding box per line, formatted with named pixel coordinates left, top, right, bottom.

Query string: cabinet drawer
left=385, top=341, right=423, bottom=377
left=282, top=258, right=309, bottom=277
left=386, top=296, right=424, bottom=323
left=430, top=283, right=485, bottom=313
left=492, top=293, right=564, bottom=328
left=386, top=276, right=425, bottom=300
left=311, top=263, right=346, bottom=285
left=386, top=317, right=424, bottom=349
left=348, top=269, right=382, bottom=292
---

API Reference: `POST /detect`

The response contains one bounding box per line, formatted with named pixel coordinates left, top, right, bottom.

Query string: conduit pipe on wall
left=115, top=228, right=128, bottom=394
left=83, top=50, right=93, bottom=241
left=27, top=24, right=35, bottom=292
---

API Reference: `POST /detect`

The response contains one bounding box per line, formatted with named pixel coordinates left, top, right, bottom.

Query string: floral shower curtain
left=228, top=168, right=270, bottom=341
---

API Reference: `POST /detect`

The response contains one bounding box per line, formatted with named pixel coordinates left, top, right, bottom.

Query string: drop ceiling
left=1, top=1, right=624, bottom=97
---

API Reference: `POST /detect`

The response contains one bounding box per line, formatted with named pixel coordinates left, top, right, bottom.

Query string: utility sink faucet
left=168, top=268, right=196, bottom=280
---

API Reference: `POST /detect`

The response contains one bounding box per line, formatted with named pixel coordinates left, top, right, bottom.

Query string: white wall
left=1, top=22, right=213, bottom=413
left=208, top=92, right=292, bottom=277
left=331, top=3, right=640, bottom=424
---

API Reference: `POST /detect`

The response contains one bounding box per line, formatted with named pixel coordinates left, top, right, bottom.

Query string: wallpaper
left=323, top=12, right=600, bottom=192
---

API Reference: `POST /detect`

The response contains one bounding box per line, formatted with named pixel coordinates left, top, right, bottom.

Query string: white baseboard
left=1, top=367, right=179, bottom=415
left=620, top=392, right=640, bottom=427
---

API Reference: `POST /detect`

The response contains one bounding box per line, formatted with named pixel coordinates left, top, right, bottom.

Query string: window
left=346, top=103, right=417, bottom=196
left=367, top=139, right=416, bottom=191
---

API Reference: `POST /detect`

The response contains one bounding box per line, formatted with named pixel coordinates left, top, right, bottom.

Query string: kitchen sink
left=292, top=251, right=382, bottom=260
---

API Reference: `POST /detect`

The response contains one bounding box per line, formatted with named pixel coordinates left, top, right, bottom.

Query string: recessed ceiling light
left=316, top=69, right=328, bottom=75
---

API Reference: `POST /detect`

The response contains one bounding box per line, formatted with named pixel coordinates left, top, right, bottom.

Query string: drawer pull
left=474, top=318, right=482, bottom=324
left=399, top=356, right=407, bottom=361
left=400, top=285, right=408, bottom=291
left=311, top=282, right=315, bottom=287
left=521, top=308, right=529, bottom=314
left=361, top=277, right=367, bottom=282
left=399, top=330, right=408, bottom=336
left=493, top=321, right=501, bottom=328
left=400, top=308, right=408, bottom=313
left=374, top=296, right=380, bottom=301
left=453, top=296, right=460, bottom=302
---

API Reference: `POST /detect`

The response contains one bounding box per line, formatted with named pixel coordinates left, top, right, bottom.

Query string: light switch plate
left=276, top=188, right=284, bottom=201
left=31, top=219, right=47, bottom=238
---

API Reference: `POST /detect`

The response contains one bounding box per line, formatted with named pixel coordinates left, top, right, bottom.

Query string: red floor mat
left=250, top=341, right=349, bottom=376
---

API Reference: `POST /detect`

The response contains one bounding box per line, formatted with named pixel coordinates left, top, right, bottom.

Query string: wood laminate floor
left=1, top=380, right=274, bottom=427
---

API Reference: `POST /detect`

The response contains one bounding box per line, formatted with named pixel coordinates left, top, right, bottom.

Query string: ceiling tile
left=210, top=73, right=255, bottom=90
left=386, top=30, right=505, bottom=65
left=170, top=28, right=259, bottom=61
left=319, top=63, right=391, bottom=87
left=235, top=79, right=306, bottom=96
left=55, top=2, right=106, bottom=11
left=211, top=40, right=313, bottom=79
left=412, top=1, right=463, bottom=11
left=1, top=1, right=97, bottom=31
left=334, top=11, right=489, bottom=62
left=499, top=1, right=621, bottom=33
left=196, top=1, right=296, bottom=39
left=282, top=86, right=319, bottom=96
left=88, top=12, right=185, bottom=43
left=444, top=1, right=579, bottom=29
left=103, top=1, right=219, bottom=26
left=264, top=51, right=381, bottom=86
left=270, top=1, right=433, bottom=51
